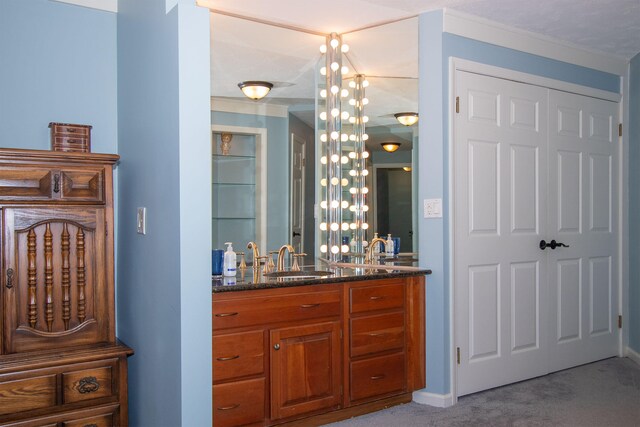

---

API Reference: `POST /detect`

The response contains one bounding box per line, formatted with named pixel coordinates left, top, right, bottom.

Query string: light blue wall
left=629, top=52, right=640, bottom=353
left=418, top=10, right=623, bottom=395
left=117, top=1, right=211, bottom=426
left=0, top=0, right=117, bottom=153
left=211, top=110, right=289, bottom=249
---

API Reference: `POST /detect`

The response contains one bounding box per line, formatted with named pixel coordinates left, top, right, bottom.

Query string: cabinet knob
left=5, top=268, right=13, bottom=289
left=274, top=343, right=280, bottom=350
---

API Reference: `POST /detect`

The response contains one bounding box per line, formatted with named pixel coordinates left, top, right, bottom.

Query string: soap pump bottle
left=385, top=234, right=394, bottom=258
left=223, top=242, right=237, bottom=277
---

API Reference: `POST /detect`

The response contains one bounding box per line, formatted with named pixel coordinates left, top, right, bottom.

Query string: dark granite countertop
left=212, top=261, right=432, bottom=293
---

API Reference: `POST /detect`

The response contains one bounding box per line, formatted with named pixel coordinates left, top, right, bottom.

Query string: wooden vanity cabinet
left=0, top=149, right=132, bottom=426
left=212, top=275, right=425, bottom=426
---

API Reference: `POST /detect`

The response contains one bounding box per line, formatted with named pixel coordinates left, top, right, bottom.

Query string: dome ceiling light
left=238, top=81, right=273, bottom=100
left=394, top=112, right=419, bottom=126
left=381, top=142, right=400, bottom=153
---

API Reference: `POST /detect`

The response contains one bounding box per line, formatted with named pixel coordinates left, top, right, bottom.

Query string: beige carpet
left=326, top=357, right=640, bottom=427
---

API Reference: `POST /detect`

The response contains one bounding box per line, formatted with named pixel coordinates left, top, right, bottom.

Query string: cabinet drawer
left=62, top=412, right=113, bottom=427
left=350, top=312, right=404, bottom=357
left=213, top=330, right=264, bottom=382
left=0, top=374, right=57, bottom=416
left=62, top=366, right=113, bottom=404
left=213, top=377, right=265, bottom=427
left=0, top=167, right=104, bottom=202
left=50, top=124, right=91, bottom=137
left=213, top=290, right=341, bottom=330
left=350, top=282, right=405, bottom=313
left=350, top=353, right=405, bottom=402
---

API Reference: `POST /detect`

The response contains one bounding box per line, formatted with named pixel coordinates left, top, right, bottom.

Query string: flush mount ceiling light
left=238, top=81, right=273, bottom=100
left=394, top=112, right=419, bottom=126
left=381, top=142, right=401, bottom=153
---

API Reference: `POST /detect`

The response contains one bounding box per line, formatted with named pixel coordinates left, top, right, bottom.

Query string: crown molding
left=442, top=8, right=628, bottom=76
left=50, top=0, right=117, bottom=13
left=210, top=97, right=289, bottom=118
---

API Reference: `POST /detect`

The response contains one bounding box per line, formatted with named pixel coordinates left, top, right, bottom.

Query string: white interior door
left=454, top=70, right=620, bottom=397
left=547, top=90, right=619, bottom=372
left=290, top=133, right=305, bottom=254
left=454, top=71, right=549, bottom=395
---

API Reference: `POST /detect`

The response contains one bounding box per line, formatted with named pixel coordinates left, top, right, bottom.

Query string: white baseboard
left=626, top=346, right=640, bottom=365
left=412, top=390, right=455, bottom=408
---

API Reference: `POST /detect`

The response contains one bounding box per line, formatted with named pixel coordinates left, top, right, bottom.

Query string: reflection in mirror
left=209, top=11, right=418, bottom=264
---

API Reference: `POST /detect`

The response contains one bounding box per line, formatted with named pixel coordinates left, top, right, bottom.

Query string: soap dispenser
left=223, top=242, right=237, bottom=277
left=385, top=234, right=394, bottom=258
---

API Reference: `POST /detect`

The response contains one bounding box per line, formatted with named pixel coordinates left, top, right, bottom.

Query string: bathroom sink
left=263, top=270, right=334, bottom=279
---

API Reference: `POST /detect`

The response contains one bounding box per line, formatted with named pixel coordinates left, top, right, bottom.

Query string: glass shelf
left=212, top=154, right=256, bottom=159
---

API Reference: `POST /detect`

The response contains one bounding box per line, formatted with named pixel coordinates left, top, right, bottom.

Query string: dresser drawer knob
left=216, top=355, right=240, bottom=361
left=77, top=376, right=100, bottom=394
left=217, top=403, right=240, bottom=411
left=215, top=312, right=238, bottom=317
left=274, top=344, right=280, bottom=350
left=370, top=374, right=386, bottom=380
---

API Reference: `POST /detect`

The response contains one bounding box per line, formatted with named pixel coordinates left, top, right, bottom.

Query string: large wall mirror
left=209, top=11, right=418, bottom=264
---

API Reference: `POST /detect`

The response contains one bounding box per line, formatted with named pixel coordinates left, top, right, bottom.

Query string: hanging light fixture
left=381, top=142, right=401, bottom=153
left=238, top=81, right=273, bottom=100
left=394, top=112, right=419, bottom=126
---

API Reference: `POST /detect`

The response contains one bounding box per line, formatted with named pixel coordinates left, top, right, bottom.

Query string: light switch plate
left=137, top=207, right=146, bottom=235
left=424, top=198, right=443, bottom=218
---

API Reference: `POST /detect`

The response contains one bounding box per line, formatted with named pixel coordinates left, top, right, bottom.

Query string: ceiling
left=204, top=0, right=640, bottom=152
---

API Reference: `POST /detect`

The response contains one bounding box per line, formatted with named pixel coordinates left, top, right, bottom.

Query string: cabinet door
left=3, top=207, right=111, bottom=353
left=270, top=321, right=341, bottom=420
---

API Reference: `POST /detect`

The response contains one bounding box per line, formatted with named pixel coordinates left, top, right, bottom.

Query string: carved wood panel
left=3, top=207, right=108, bottom=354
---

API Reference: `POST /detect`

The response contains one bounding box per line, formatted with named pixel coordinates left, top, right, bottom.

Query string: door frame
left=211, top=124, right=268, bottom=252
left=448, top=57, right=624, bottom=403
left=290, top=132, right=306, bottom=253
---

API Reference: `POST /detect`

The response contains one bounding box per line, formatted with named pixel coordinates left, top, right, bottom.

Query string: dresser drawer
left=350, top=353, right=405, bottom=402
left=62, top=412, right=113, bottom=427
left=350, top=282, right=405, bottom=313
left=213, top=377, right=265, bottom=427
left=0, top=168, right=54, bottom=200
left=50, top=123, right=91, bottom=137
left=62, top=365, right=114, bottom=404
left=350, top=312, right=404, bottom=357
left=0, top=374, right=57, bottom=416
left=213, top=290, right=341, bottom=330
left=213, top=330, right=264, bottom=382
left=0, top=167, right=104, bottom=202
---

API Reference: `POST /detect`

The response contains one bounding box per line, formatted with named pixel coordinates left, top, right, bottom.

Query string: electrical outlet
left=137, top=207, right=146, bottom=235
left=424, top=198, right=442, bottom=218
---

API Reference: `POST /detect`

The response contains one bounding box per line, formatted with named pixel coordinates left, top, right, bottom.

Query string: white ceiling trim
left=50, top=0, right=117, bottom=13
left=210, top=98, right=289, bottom=118
left=443, top=8, right=628, bottom=77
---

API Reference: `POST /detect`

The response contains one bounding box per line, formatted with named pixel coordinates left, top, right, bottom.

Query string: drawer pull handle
left=216, top=355, right=240, bottom=361
left=215, top=312, right=238, bottom=317
left=368, top=332, right=386, bottom=337
left=67, top=128, right=77, bottom=132
left=369, top=296, right=384, bottom=300
left=77, top=376, right=100, bottom=394
left=217, top=403, right=240, bottom=411
left=370, top=374, right=386, bottom=380
left=300, top=303, right=320, bottom=308
left=6, top=268, right=14, bottom=289
left=53, top=174, right=60, bottom=193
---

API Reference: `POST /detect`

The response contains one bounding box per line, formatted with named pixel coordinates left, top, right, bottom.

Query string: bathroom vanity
left=212, top=267, right=428, bottom=426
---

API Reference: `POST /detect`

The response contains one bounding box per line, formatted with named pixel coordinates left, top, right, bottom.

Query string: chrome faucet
left=247, top=242, right=260, bottom=268
left=277, top=244, right=295, bottom=271
left=365, top=237, right=387, bottom=264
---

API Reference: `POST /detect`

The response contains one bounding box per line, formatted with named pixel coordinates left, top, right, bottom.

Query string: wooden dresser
left=0, top=148, right=132, bottom=427
left=212, top=275, right=425, bottom=426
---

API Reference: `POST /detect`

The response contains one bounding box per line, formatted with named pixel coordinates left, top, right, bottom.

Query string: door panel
left=455, top=71, right=549, bottom=395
